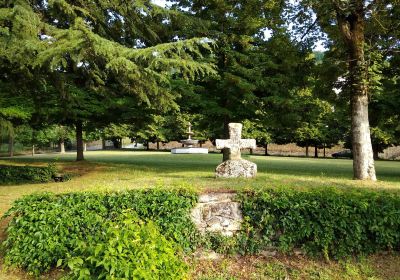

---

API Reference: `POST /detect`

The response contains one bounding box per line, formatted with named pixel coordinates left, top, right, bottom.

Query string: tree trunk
left=31, top=130, right=35, bottom=156
left=351, top=93, right=376, bottom=179
left=102, top=139, right=106, bottom=150
left=59, top=138, right=65, bottom=154
left=76, top=121, right=84, bottom=161
left=8, top=133, right=14, bottom=157
left=264, top=144, right=268, bottom=156
left=305, top=146, right=309, bottom=157
left=373, top=148, right=379, bottom=160
left=336, top=3, right=376, bottom=180
left=314, top=145, right=318, bottom=158
left=323, top=144, right=326, bottom=158
left=156, top=141, right=160, bottom=150
left=146, top=141, right=150, bottom=151
left=250, top=148, right=253, bottom=155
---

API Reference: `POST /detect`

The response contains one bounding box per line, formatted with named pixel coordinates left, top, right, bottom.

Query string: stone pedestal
left=191, top=193, right=242, bottom=237
left=215, top=159, right=257, bottom=178
left=171, top=147, right=209, bottom=154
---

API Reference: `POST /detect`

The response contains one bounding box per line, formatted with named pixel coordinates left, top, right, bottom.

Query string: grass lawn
left=1, top=150, right=400, bottom=279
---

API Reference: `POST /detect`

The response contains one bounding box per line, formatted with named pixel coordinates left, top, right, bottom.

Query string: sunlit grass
left=0, top=150, right=399, bottom=216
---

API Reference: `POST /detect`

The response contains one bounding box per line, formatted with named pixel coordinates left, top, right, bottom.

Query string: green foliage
left=3, top=186, right=400, bottom=277
left=239, top=188, right=400, bottom=259
left=14, top=124, right=74, bottom=149
left=64, top=211, right=187, bottom=280
left=169, top=0, right=290, bottom=141
left=202, top=233, right=239, bottom=255
left=1, top=189, right=198, bottom=276
left=0, top=0, right=216, bottom=162
left=368, top=51, right=400, bottom=154
left=0, top=0, right=216, bottom=104
left=200, top=231, right=266, bottom=256
left=0, top=163, right=57, bottom=184
left=242, top=119, right=271, bottom=146
left=0, top=81, right=34, bottom=123
left=104, top=188, right=200, bottom=250
left=2, top=192, right=108, bottom=275
left=133, top=112, right=197, bottom=145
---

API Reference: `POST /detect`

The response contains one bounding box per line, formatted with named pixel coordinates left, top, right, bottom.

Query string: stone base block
left=191, top=193, right=242, bottom=236
left=171, top=148, right=209, bottom=154
left=215, top=159, right=257, bottom=178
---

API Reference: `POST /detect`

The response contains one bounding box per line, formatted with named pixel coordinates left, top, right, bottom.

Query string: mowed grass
left=0, top=150, right=400, bottom=216
left=1, top=150, right=400, bottom=280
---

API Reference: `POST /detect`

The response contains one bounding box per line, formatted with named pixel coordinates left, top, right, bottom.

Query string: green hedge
left=1, top=189, right=198, bottom=276
left=2, top=187, right=400, bottom=277
left=0, top=164, right=57, bottom=184
left=64, top=211, right=187, bottom=280
left=240, top=188, right=400, bottom=258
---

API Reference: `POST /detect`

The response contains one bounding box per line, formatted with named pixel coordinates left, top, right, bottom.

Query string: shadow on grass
left=1, top=151, right=399, bottom=183
left=252, top=155, right=400, bottom=183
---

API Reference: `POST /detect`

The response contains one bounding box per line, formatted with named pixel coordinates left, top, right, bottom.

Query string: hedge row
left=2, top=187, right=400, bottom=278
left=240, top=188, right=400, bottom=258
left=0, top=164, right=57, bottom=184
left=1, top=189, right=198, bottom=277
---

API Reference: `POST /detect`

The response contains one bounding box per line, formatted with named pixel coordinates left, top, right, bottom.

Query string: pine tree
left=0, top=0, right=216, bottom=160
left=169, top=0, right=285, bottom=160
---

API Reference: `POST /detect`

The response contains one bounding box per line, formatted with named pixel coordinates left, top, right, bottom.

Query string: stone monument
left=171, top=122, right=208, bottom=154
left=215, top=123, right=257, bottom=178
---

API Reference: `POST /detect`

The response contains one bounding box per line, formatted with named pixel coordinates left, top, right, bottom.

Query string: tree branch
left=300, top=16, right=319, bottom=41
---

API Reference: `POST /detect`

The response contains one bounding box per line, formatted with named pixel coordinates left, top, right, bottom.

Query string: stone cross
left=216, top=123, right=256, bottom=160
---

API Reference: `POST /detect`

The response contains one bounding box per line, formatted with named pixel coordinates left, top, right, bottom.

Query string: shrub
left=64, top=211, right=187, bottom=280
left=0, top=163, right=57, bottom=184
left=239, top=188, right=400, bottom=258
left=104, top=188, right=200, bottom=251
left=1, top=189, right=198, bottom=276
left=2, top=193, right=108, bottom=275
left=3, top=187, right=400, bottom=277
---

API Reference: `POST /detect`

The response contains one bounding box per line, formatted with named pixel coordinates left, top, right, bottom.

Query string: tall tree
left=369, top=49, right=400, bottom=159
left=335, top=0, right=375, bottom=179
left=293, top=0, right=400, bottom=180
left=169, top=0, right=284, bottom=160
left=252, top=34, right=315, bottom=150
left=0, top=0, right=216, bottom=161
left=0, top=67, right=34, bottom=157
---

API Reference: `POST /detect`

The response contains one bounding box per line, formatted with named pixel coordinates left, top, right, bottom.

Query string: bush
left=104, top=188, right=200, bottom=251
left=239, top=188, right=400, bottom=258
left=0, top=163, right=57, bottom=184
left=64, top=211, right=187, bottom=280
left=3, top=187, right=400, bottom=277
left=1, top=189, right=198, bottom=276
left=2, top=193, right=108, bottom=275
